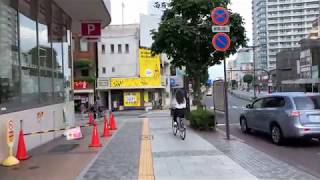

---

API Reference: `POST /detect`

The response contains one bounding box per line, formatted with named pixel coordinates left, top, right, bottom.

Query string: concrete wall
left=98, top=24, right=140, bottom=78
left=0, top=101, right=75, bottom=162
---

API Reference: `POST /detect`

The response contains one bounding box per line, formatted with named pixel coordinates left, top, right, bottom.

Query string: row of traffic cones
left=14, top=112, right=118, bottom=163
left=88, top=112, right=117, bottom=147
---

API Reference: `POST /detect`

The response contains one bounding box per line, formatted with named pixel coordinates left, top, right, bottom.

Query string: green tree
left=151, top=0, right=247, bottom=107
left=243, top=74, right=253, bottom=87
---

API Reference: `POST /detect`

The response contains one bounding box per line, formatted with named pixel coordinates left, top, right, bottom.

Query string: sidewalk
left=148, top=111, right=257, bottom=180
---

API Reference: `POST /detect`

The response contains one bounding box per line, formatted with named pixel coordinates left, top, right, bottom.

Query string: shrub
left=186, top=109, right=215, bottom=130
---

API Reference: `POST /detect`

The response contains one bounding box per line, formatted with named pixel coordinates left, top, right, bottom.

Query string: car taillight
left=290, top=111, right=300, bottom=117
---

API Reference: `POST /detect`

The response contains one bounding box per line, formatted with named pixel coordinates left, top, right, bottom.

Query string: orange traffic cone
left=101, top=116, right=111, bottom=137
left=16, top=129, right=31, bottom=160
left=110, top=112, right=117, bottom=130
left=88, top=113, right=94, bottom=125
left=89, top=123, right=102, bottom=147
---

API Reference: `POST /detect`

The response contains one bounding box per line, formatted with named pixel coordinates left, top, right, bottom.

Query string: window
left=262, top=97, right=285, bottom=108
left=125, top=44, right=129, bottom=53
left=253, top=99, right=263, bottom=108
left=110, top=44, right=114, bottom=53
left=39, top=1, right=53, bottom=104
left=102, top=44, right=105, bottom=54
left=0, top=0, right=20, bottom=110
left=294, top=97, right=318, bottom=110
left=81, top=69, right=89, bottom=76
left=118, top=44, right=122, bottom=53
left=80, top=39, right=88, bottom=52
left=102, top=67, right=106, bottom=74
left=20, top=7, right=39, bottom=105
left=112, top=67, right=115, bottom=72
left=0, top=0, right=72, bottom=113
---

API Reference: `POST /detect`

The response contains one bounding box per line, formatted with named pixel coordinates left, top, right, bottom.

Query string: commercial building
left=97, top=24, right=166, bottom=110
left=72, top=36, right=98, bottom=112
left=0, top=0, right=111, bottom=162
left=252, top=0, right=320, bottom=70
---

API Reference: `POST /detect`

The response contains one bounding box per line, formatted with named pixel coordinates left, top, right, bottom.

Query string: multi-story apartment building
left=252, top=0, right=320, bottom=70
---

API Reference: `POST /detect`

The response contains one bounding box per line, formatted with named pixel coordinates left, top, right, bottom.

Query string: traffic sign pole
left=211, top=7, right=230, bottom=140
left=223, top=55, right=230, bottom=140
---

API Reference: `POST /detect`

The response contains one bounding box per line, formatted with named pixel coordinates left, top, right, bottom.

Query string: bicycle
left=172, top=116, right=186, bottom=140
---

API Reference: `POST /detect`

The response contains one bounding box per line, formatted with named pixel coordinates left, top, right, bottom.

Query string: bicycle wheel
left=179, top=118, right=186, bottom=140
left=172, top=120, right=177, bottom=136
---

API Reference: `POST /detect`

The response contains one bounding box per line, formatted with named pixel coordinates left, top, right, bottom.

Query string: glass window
left=102, top=67, right=106, bottom=74
left=19, top=4, right=39, bottom=105
left=39, top=0, right=53, bottom=104
left=294, top=97, right=317, bottom=110
left=102, top=44, right=105, bottom=54
left=263, top=97, right=285, bottom=108
left=118, top=44, right=122, bottom=53
left=125, top=44, right=129, bottom=53
left=81, top=69, right=89, bottom=76
left=52, top=4, right=64, bottom=102
left=112, top=67, right=115, bottom=72
left=253, top=99, right=263, bottom=108
left=110, top=44, right=114, bottom=53
left=63, top=28, right=72, bottom=102
left=0, top=0, right=20, bottom=111
left=80, top=39, right=88, bottom=52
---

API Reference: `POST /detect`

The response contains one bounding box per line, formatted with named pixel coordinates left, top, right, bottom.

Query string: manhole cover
left=49, top=144, right=79, bottom=153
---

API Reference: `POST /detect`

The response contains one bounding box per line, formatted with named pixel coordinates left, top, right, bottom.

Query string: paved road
left=214, top=94, right=320, bottom=178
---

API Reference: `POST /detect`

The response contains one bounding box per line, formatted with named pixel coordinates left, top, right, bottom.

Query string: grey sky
left=110, top=0, right=252, bottom=80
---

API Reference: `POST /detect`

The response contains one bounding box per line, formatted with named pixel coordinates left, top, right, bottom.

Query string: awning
left=282, top=79, right=320, bottom=85
left=53, top=0, right=111, bottom=34
left=74, top=89, right=94, bottom=94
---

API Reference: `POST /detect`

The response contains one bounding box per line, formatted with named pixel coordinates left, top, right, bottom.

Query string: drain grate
left=49, top=144, right=79, bottom=153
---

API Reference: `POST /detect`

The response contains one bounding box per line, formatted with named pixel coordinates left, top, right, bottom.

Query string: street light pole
left=253, top=46, right=256, bottom=99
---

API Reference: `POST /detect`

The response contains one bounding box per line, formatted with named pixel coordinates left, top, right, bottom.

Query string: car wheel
left=240, top=117, right=250, bottom=134
left=271, top=125, right=283, bottom=145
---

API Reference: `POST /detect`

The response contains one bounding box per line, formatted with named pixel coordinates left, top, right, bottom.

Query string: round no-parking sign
left=212, top=33, right=231, bottom=52
left=211, top=7, right=230, bottom=25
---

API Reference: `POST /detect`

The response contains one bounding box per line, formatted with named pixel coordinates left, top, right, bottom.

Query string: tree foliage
left=151, top=0, right=247, bottom=106
left=243, top=74, right=253, bottom=84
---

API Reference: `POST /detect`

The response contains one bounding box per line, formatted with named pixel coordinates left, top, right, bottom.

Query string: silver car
left=240, top=92, right=320, bottom=145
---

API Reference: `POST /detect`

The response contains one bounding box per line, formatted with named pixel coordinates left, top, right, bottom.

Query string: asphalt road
left=203, top=94, right=320, bottom=178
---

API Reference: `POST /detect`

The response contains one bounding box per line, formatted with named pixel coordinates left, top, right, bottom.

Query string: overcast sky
left=110, top=0, right=253, bottom=80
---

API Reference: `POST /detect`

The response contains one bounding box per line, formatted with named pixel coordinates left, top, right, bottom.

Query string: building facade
left=0, top=0, right=111, bottom=162
left=228, top=48, right=254, bottom=89
left=252, top=0, right=320, bottom=70
left=72, top=36, right=98, bottom=112
left=97, top=24, right=166, bottom=110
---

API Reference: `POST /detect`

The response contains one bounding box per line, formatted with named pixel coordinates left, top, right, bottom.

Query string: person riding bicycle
left=172, top=89, right=186, bottom=126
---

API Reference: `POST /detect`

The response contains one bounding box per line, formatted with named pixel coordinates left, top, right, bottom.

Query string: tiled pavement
left=199, top=130, right=319, bottom=180
left=77, top=117, right=142, bottom=180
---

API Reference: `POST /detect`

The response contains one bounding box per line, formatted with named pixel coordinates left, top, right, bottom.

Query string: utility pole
left=122, top=1, right=125, bottom=25
left=252, top=46, right=256, bottom=99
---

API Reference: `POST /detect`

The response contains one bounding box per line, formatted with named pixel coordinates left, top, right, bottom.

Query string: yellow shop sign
left=124, top=92, right=141, bottom=107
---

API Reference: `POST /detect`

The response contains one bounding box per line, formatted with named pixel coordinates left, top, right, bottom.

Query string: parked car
left=240, top=92, right=320, bottom=145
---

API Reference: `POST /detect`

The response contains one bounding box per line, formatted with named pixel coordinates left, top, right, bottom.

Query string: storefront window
left=63, top=28, right=72, bottom=102
left=39, top=0, right=53, bottom=104
left=0, top=0, right=72, bottom=113
left=0, top=0, right=20, bottom=110
left=19, top=6, right=39, bottom=105
left=52, top=4, right=64, bottom=102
